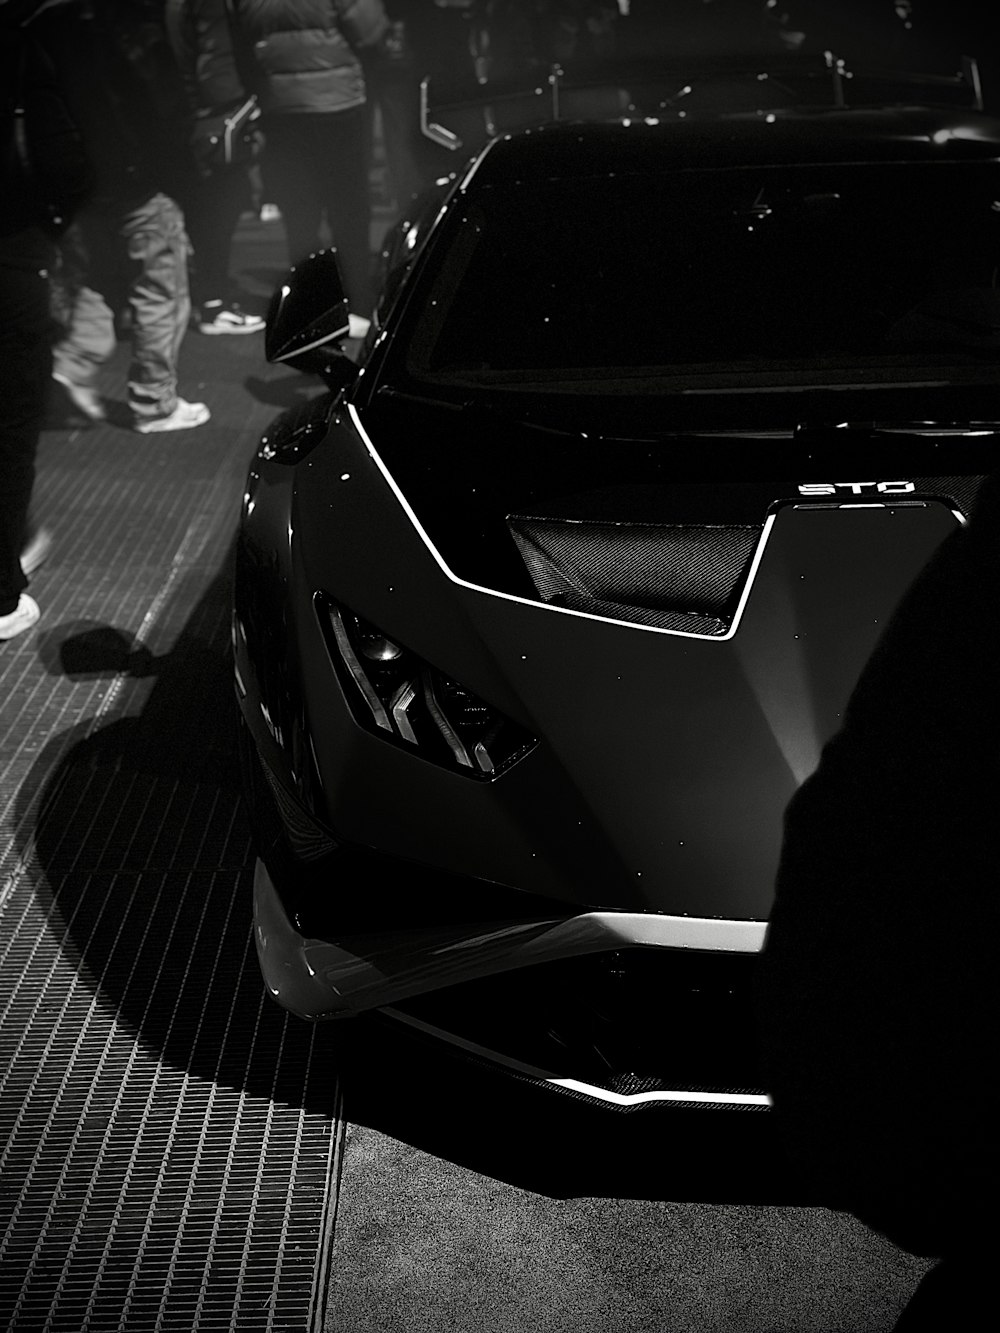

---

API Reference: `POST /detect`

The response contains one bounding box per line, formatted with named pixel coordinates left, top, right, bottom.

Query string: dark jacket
left=232, top=0, right=388, bottom=115
left=1, top=0, right=94, bottom=235
left=20, top=0, right=199, bottom=208
left=165, top=0, right=249, bottom=114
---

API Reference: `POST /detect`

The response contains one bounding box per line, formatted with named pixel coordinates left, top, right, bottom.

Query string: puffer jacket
left=232, top=0, right=388, bottom=115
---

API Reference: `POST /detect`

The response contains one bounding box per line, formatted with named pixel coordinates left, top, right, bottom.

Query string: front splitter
left=252, top=856, right=766, bottom=1020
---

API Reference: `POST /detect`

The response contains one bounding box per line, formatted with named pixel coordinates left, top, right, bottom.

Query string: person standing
left=231, top=0, right=389, bottom=335
left=49, top=0, right=211, bottom=433
left=165, top=0, right=266, bottom=335
left=0, top=0, right=92, bottom=640
left=362, top=0, right=449, bottom=216
left=756, top=472, right=1000, bottom=1327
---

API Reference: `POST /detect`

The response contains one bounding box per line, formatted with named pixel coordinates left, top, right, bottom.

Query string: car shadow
left=241, top=341, right=365, bottom=410
left=241, top=372, right=322, bottom=410
left=14, top=549, right=806, bottom=1203
left=13, top=553, right=338, bottom=1114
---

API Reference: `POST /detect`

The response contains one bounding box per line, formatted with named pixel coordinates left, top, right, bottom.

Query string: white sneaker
left=134, top=399, right=211, bottom=433
left=52, top=372, right=106, bottom=422
left=197, top=302, right=266, bottom=335
left=20, top=527, right=53, bottom=576
left=0, top=593, right=40, bottom=641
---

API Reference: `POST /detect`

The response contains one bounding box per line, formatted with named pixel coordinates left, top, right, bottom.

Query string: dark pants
left=0, top=227, right=55, bottom=614
left=365, top=66, right=450, bottom=216
left=261, top=106, right=372, bottom=314
left=183, top=165, right=253, bottom=308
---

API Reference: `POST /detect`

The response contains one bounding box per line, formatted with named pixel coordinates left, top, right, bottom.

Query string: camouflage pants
left=52, top=192, right=192, bottom=421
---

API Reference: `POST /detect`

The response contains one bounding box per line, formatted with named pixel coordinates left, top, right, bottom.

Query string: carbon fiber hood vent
left=508, top=515, right=760, bottom=633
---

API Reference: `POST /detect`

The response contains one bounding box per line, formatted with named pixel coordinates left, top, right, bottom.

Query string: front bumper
left=253, top=853, right=765, bottom=1020
left=253, top=854, right=770, bottom=1111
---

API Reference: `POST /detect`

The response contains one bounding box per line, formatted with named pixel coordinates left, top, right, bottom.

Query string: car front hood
left=448, top=499, right=959, bottom=918
left=292, top=398, right=969, bottom=920
left=356, top=388, right=986, bottom=614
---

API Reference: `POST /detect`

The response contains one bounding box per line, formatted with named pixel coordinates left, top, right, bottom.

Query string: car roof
left=468, top=107, right=1000, bottom=185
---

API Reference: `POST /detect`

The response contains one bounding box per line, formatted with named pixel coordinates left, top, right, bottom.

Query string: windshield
left=402, top=162, right=1000, bottom=392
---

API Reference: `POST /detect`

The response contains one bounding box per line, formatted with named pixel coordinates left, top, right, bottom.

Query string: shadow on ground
left=13, top=551, right=337, bottom=1112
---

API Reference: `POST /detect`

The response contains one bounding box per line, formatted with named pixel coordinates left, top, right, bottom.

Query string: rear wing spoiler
left=420, top=52, right=985, bottom=154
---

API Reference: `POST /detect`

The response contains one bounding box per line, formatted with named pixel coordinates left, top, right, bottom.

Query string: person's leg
left=0, top=228, right=55, bottom=633
left=50, top=282, right=115, bottom=416
left=317, top=105, right=375, bottom=316
left=50, top=218, right=116, bottom=418
left=374, top=72, right=438, bottom=214
left=185, top=174, right=233, bottom=306
left=262, top=115, right=325, bottom=268
left=185, top=166, right=263, bottom=332
left=121, top=192, right=191, bottom=421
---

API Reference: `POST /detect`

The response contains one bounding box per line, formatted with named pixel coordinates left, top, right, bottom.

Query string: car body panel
left=235, top=94, right=1000, bottom=1108
left=252, top=855, right=767, bottom=1020
left=258, top=402, right=961, bottom=919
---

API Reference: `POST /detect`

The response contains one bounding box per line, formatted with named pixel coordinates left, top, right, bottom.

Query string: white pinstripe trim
left=348, top=401, right=776, bottom=641
left=380, top=1007, right=771, bottom=1108
left=547, top=1079, right=772, bottom=1108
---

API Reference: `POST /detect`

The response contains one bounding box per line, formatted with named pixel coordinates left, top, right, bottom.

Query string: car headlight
left=316, top=597, right=536, bottom=778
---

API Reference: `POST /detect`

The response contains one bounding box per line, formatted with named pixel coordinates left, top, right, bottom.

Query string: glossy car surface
left=234, top=80, right=1000, bottom=1117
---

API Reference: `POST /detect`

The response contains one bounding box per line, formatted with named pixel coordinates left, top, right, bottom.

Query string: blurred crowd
left=1, top=0, right=998, bottom=646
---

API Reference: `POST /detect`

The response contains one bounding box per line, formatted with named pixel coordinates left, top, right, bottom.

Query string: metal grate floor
left=0, top=868, right=341, bottom=1332
left=1, top=228, right=344, bottom=1331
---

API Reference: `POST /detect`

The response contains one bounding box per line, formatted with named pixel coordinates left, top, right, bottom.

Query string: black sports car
left=234, top=69, right=1000, bottom=1119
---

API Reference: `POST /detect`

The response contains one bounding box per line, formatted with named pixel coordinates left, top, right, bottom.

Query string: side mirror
left=265, top=250, right=354, bottom=383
